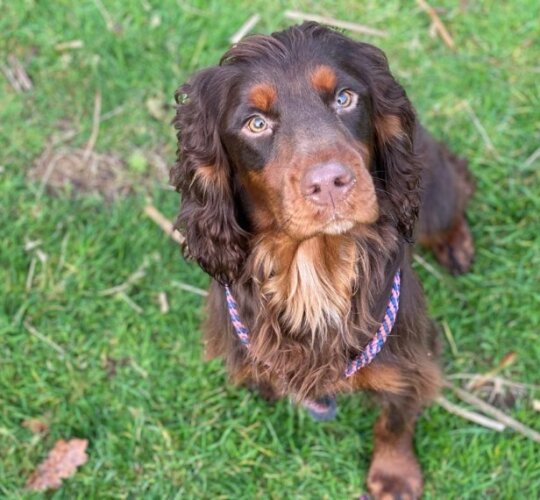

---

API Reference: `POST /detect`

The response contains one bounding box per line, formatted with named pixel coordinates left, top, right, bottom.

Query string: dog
left=170, top=22, right=475, bottom=499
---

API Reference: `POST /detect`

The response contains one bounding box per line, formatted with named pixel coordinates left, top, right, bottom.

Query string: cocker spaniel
left=170, top=22, right=475, bottom=499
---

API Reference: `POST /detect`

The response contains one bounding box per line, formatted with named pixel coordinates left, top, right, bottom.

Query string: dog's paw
left=367, top=454, right=422, bottom=500
left=432, top=215, right=474, bottom=275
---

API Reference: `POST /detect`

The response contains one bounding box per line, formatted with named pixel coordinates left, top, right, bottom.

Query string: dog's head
left=172, top=23, right=420, bottom=284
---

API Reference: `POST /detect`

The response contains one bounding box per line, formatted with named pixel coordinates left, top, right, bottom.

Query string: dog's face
left=172, top=23, right=420, bottom=284
left=220, top=61, right=379, bottom=239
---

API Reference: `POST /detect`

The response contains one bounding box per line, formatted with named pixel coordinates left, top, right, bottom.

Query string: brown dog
left=171, top=22, right=474, bottom=499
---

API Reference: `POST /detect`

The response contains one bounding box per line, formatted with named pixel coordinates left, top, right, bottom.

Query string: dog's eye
left=245, top=116, right=268, bottom=134
left=334, top=89, right=356, bottom=111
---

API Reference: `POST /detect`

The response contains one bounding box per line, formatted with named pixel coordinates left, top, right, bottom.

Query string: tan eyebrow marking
left=311, top=65, right=337, bottom=93
left=248, top=83, right=277, bottom=111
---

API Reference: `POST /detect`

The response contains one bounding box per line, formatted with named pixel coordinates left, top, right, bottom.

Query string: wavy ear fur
left=170, top=68, right=248, bottom=284
left=327, top=27, right=422, bottom=241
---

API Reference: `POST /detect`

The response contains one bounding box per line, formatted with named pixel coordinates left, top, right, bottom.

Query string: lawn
left=1, top=0, right=539, bottom=498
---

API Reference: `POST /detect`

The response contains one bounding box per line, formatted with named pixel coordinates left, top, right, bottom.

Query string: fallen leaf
left=22, top=418, right=49, bottom=436
left=26, top=438, right=88, bottom=491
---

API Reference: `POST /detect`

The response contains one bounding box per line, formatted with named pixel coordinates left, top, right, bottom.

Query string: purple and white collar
left=224, top=270, right=401, bottom=378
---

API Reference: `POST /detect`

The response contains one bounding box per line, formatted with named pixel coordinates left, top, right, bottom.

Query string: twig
left=448, top=373, right=540, bottom=391
left=284, top=10, right=388, bottom=38
left=24, top=320, right=66, bottom=358
left=445, top=381, right=540, bottom=443
left=466, top=352, right=517, bottom=390
left=230, top=14, right=260, bottom=44
left=416, top=0, right=455, bottom=49
left=144, top=205, right=185, bottom=245
left=436, top=396, right=505, bottom=432
left=83, top=90, right=102, bottom=162
left=171, top=281, right=208, bottom=297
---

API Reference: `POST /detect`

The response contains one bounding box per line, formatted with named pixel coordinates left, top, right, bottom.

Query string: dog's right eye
left=245, top=116, right=268, bottom=134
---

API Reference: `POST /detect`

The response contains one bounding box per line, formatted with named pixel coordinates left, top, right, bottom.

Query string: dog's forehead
left=238, top=61, right=340, bottom=107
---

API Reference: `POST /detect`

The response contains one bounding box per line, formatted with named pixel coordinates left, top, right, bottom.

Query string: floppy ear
left=330, top=30, right=422, bottom=241
left=369, top=50, right=421, bottom=242
left=170, top=68, right=248, bottom=285
left=359, top=44, right=422, bottom=241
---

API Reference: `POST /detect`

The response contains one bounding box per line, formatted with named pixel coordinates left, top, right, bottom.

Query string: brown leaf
left=22, top=418, right=49, bottom=436
left=26, top=438, right=88, bottom=491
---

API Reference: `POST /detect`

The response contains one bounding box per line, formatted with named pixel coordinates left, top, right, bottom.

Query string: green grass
left=1, top=0, right=539, bottom=497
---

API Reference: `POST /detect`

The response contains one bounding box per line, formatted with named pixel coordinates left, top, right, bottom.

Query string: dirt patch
left=29, top=145, right=172, bottom=201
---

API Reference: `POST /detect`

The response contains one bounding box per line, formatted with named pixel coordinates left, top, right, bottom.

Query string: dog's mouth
left=321, top=216, right=356, bottom=235
left=282, top=203, right=378, bottom=240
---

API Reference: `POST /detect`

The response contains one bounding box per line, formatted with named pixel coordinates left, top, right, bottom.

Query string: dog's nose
left=301, top=162, right=355, bottom=206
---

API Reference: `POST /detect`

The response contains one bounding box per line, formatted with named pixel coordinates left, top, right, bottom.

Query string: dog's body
left=171, top=23, right=474, bottom=499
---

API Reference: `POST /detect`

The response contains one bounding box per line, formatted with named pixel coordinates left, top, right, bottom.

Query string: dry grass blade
left=441, top=320, right=459, bottom=357
left=93, top=0, right=115, bottom=31
left=1, top=62, right=22, bottom=92
left=436, top=396, right=505, bottom=432
left=445, top=381, right=540, bottom=443
left=2, top=55, right=33, bottom=91
left=460, top=100, right=497, bottom=154
left=230, top=14, right=261, bottom=44
left=158, top=292, right=169, bottom=314
left=416, top=0, right=455, bottom=49
left=171, top=281, right=208, bottom=297
left=144, top=205, right=185, bottom=245
left=466, top=352, right=517, bottom=390
left=55, top=40, right=84, bottom=51
left=83, top=90, right=102, bottom=162
left=24, top=320, right=66, bottom=358
left=25, top=257, right=37, bottom=292
left=100, top=255, right=156, bottom=296
left=117, top=292, right=144, bottom=314
left=284, top=10, right=388, bottom=38
left=413, top=253, right=444, bottom=280
left=523, top=146, right=540, bottom=169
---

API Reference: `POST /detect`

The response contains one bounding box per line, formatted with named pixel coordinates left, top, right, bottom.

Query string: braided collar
left=224, top=269, right=401, bottom=378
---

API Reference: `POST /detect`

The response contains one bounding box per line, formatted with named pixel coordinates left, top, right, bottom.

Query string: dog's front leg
left=367, top=392, right=424, bottom=500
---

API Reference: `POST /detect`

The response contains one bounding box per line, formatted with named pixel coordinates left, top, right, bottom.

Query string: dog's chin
left=322, top=219, right=356, bottom=235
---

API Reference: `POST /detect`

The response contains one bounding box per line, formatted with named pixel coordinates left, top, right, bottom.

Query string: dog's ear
left=171, top=68, right=248, bottom=285
left=367, top=48, right=421, bottom=242
left=326, top=29, right=422, bottom=241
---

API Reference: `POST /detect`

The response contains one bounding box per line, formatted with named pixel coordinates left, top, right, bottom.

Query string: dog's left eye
left=245, top=116, right=269, bottom=134
left=334, top=89, right=356, bottom=110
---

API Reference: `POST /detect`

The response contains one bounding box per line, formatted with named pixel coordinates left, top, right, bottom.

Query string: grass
left=1, top=0, right=539, bottom=497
